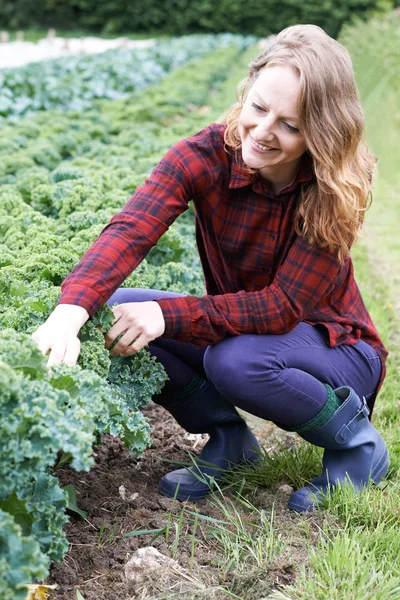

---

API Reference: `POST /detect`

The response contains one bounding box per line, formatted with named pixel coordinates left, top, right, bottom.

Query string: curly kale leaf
left=0, top=330, right=47, bottom=378
left=2, top=473, right=68, bottom=562
left=146, top=227, right=187, bottom=266
left=0, top=509, right=49, bottom=600
left=0, top=185, right=31, bottom=217
left=148, top=261, right=206, bottom=296
left=1, top=152, right=36, bottom=176
left=90, top=301, right=115, bottom=332
left=0, top=372, right=94, bottom=494
left=68, top=223, right=106, bottom=255
left=50, top=361, right=152, bottom=456
left=27, top=140, right=62, bottom=171
left=16, top=166, right=50, bottom=201
left=78, top=337, right=111, bottom=379
left=108, top=347, right=168, bottom=410
left=54, top=208, right=113, bottom=238
left=0, top=244, right=15, bottom=267
left=0, top=281, right=59, bottom=331
left=12, top=248, right=79, bottom=286
left=31, top=179, right=103, bottom=218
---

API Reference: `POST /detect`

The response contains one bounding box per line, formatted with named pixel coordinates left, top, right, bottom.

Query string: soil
left=47, top=404, right=311, bottom=600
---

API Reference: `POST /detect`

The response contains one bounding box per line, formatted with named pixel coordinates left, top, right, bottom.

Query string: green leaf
left=49, top=373, right=79, bottom=399
left=55, top=452, right=73, bottom=470
left=63, top=485, right=87, bottom=519
left=0, top=494, right=33, bottom=536
left=123, top=527, right=165, bottom=538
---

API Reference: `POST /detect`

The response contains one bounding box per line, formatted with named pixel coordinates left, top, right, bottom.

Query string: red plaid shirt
left=60, top=123, right=387, bottom=406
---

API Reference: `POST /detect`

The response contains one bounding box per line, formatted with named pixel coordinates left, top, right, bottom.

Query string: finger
left=31, top=330, right=52, bottom=356
left=63, top=337, right=81, bottom=366
left=47, top=342, right=67, bottom=367
left=111, top=305, right=123, bottom=322
left=109, top=332, right=134, bottom=355
left=35, top=340, right=52, bottom=356
left=109, top=325, right=141, bottom=355
left=119, top=333, right=149, bottom=356
left=104, top=320, right=129, bottom=349
left=110, top=332, right=137, bottom=355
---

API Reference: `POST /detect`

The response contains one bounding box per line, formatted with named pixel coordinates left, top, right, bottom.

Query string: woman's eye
left=284, top=123, right=300, bottom=134
left=251, top=102, right=265, bottom=112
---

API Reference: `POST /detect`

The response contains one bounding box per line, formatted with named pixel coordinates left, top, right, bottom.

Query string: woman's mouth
left=250, top=135, right=278, bottom=153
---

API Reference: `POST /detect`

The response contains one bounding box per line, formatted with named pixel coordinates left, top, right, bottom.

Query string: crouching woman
left=32, top=24, right=389, bottom=511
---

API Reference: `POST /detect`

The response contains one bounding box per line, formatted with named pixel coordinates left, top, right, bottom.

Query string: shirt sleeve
left=58, top=130, right=217, bottom=315
left=155, top=235, right=342, bottom=346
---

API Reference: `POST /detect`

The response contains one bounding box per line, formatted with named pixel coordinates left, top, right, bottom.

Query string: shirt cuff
left=154, top=296, right=193, bottom=342
left=58, top=285, right=106, bottom=317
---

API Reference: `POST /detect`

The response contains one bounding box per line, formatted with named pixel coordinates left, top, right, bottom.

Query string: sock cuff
left=294, top=384, right=342, bottom=434
left=279, top=384, right=342, bottom=433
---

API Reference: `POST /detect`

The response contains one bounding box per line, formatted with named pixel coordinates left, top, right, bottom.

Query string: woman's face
left=239, top=65, right=307, bottom=181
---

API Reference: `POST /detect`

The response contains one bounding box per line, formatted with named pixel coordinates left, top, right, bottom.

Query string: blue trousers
left=108, top=288, right=382, bottom=428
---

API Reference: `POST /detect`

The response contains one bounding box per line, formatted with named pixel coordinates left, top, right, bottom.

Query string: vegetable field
left=1, top=13, right=400, bottom=600
left=0, top=34, right=254, bottom=117
left=0, top=35, right=258, bottom=598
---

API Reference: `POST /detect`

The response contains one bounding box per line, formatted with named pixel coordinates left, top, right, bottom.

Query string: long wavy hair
left=225, top=24, right=376, bottom=263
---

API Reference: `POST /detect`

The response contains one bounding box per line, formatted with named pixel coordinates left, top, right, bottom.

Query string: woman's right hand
left=31, top=304, right=90, bottom=367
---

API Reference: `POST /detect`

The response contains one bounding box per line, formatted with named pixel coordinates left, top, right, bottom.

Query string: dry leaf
left=25, top=584, right=57, bottom=600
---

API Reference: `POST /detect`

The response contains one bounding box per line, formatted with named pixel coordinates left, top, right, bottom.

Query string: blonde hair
left=225, top=24, right=376, bottom=263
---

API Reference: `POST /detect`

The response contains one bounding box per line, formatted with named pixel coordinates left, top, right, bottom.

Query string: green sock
left=282, top=384, right=342, bottom=433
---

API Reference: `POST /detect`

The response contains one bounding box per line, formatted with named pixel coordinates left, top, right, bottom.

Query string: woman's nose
left=256, top=115, right=275, bottom=141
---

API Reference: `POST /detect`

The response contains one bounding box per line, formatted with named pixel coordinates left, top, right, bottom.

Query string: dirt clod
left=125, top=546, right=203, bottom=595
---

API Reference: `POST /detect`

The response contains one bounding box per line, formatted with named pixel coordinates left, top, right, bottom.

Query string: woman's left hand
left=104, top=301, right=165, bottom=356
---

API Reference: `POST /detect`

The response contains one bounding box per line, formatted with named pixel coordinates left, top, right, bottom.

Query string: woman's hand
left=31, top=304, right=89, bottom=366
left=105, top=301, right=165, bottom=356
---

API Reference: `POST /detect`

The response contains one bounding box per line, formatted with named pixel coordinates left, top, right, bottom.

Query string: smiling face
left=239, top=65, right=307, bottom=189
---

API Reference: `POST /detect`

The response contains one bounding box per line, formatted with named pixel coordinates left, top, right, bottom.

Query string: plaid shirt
left=60, top=123, right=387, bottom=407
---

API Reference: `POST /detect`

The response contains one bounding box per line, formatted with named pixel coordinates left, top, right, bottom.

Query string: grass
left=269, top=526, right=400, bottom=600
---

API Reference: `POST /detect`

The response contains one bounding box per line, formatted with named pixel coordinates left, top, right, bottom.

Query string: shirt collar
left=229, top=150, right=314, bottom=197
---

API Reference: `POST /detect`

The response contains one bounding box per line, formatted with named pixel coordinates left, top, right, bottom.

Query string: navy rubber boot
left=156, top=378, right=261, bottom=502
left=288, top=386, right=390, bottom=512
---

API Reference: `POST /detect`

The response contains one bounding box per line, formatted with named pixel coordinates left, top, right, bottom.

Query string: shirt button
left=269, top=233, right=276, bottom=240
left=263, top=267, right=270, bottom=273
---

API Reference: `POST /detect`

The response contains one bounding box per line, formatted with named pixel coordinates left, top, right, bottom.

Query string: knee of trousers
left=203, top=335, right=281, bottom=400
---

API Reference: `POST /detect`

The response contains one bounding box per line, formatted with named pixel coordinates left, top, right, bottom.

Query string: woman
left=32, top=24, right=389, bottom=512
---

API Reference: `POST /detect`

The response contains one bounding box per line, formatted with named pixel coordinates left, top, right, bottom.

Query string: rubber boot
left=156, top=377, right=261, bottom=501
left=288, top=386, right=390, bottom=512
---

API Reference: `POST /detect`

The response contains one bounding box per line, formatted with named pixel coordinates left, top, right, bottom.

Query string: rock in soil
left=125, top=547, right=205, bottom=596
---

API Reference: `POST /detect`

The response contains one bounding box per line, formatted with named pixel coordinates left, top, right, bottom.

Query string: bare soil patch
left=48, top=404, right=311, bottom=600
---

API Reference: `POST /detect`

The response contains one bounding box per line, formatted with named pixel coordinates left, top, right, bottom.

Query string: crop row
left=0, top=33, right=255, bottom=119
left=0, top=43, right=257, bottom=598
